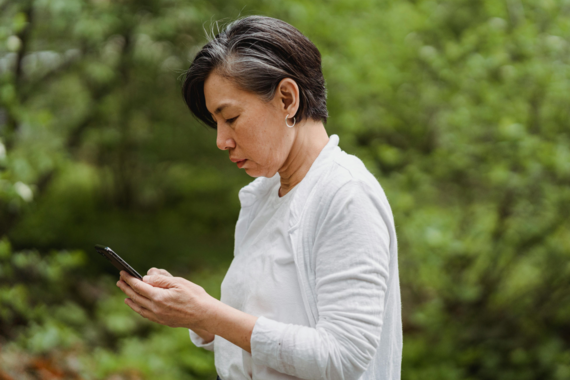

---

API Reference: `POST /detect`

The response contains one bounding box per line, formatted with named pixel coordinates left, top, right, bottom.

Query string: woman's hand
left=141, top=268, right=215, bottom=342
left=146, top=267, right=173, bottom=278
left=116, top=268, right=215, bottom=330
left=117, top=267, right=257, bottom=353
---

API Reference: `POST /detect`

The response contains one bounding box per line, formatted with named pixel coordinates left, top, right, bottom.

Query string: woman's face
left=203, top=71, right=296, bottom=178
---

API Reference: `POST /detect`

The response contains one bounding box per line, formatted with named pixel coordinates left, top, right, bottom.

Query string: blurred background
left=0, top=0, right=569, bottom=379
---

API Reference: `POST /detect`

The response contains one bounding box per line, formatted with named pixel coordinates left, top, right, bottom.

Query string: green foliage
left=0, top=0, right=569, bottom=379
left=0, top=236, right=220, bottom=379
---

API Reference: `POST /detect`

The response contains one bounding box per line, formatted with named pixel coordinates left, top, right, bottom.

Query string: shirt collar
left=238, top=134, right=341, bottom=217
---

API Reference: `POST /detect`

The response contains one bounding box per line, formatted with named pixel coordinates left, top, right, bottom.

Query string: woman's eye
left=227, top=116, right=238, bottom=124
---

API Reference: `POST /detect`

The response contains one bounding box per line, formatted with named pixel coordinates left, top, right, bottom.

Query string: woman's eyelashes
left=227, top=116, right=238, bottom=125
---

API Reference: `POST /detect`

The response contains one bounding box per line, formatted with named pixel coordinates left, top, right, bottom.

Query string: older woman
left=116, top=15, right=402, bottom=380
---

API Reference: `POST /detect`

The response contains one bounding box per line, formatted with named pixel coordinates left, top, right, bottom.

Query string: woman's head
left=181, top=15, right=329, bottom=178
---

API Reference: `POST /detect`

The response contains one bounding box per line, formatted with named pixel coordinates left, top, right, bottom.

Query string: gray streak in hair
left=181, top=15, right=329, bottom=129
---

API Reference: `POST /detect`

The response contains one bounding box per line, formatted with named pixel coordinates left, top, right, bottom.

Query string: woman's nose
left=216, top=125, right=236, bottom=150
left=218, top=139, right=234, bottom=150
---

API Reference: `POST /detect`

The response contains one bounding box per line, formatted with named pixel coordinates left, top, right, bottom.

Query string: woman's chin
left=244, top=167, right=271, bottom=178
left=244, top=167, right=261, bottom=177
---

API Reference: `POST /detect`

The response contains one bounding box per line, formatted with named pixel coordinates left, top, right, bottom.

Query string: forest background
left=0, top=0, right=569, bottom=379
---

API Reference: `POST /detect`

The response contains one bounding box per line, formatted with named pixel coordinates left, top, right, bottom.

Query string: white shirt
left=190, top=134, right=402, bottom=380
left=216, top=179, right=309, bottom=379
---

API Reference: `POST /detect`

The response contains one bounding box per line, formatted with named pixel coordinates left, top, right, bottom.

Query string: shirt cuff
left=189, top=329, right=215, bottom=352
left=250, top=316, right=290, bottom=374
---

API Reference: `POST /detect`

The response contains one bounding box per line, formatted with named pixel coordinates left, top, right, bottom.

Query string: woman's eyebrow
left=213, top=102, right=232, bottom=115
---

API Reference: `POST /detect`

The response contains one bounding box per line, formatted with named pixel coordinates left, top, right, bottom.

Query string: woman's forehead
left=204, top=73, right=248, bottom=113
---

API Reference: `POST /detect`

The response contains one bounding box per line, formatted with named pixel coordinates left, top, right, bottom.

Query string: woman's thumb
left=143, top=274, right=175, bottom=289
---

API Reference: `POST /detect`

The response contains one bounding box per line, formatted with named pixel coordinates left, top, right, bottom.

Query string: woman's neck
left=278, top=119, right=329, bottom=197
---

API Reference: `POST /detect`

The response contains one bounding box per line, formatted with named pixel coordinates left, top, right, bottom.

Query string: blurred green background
left=1, top=0, right=569, bottom=379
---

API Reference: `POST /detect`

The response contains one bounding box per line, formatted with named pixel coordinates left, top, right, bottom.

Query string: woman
left=116, top=15, right=402, bottom=380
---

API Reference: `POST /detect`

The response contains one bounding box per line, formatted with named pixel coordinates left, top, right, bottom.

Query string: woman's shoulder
left=324, top=149, right=388, bottom=201
left=309, top=149, right=395, bottom=229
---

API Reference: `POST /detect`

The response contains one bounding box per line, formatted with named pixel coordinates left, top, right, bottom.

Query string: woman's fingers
left=117, top=279, right=154, bottom=310
left=147, top=267, right=160, bottom=275
left=125, top=298, right=159, bottom=323
left=161, top=269, right=173, bottom=277
left=158, top=269, right=173, bottom=277
left=147, top=267, right=173, bottom=277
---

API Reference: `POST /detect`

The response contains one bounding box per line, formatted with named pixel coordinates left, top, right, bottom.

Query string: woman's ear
left=276, top=78, right=300, bottom=117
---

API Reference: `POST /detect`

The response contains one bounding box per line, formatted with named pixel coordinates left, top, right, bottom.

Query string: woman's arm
left=198, top=297, right=259, bottom=353
left=189, top=326, right=215, bottom=344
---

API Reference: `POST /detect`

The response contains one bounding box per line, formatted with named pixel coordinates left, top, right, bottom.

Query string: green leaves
left=0, top=0, right=569, bottom=378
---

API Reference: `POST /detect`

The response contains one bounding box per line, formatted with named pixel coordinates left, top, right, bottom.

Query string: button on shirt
left=216, top=180, right=309, bottom=379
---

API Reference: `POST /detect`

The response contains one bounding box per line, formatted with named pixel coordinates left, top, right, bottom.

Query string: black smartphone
left=94, top=244, right=143, bottom=280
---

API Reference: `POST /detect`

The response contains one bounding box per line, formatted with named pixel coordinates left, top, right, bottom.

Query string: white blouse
left=190, top=134, right=402, bottom=380
left=214, top=178, right=308, bottom=379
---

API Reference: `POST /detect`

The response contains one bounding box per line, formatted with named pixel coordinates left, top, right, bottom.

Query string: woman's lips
left=236, top=159, right=247, bottom=168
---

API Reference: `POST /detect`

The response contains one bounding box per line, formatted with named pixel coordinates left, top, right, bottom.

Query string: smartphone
left=94, top=244, right=143, bottom=280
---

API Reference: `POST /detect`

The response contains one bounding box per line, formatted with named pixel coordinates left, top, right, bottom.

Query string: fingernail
left=143, top=276, right=149, bottom=282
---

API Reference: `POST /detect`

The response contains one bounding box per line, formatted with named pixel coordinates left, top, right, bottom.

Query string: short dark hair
left=181, top=15, right=328, bottom=129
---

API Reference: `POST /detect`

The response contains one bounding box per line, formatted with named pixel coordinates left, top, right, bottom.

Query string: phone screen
left=94, top=245, right=143, bottom=280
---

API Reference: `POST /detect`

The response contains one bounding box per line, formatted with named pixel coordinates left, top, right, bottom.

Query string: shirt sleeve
left=250, top=179, right=391, bottom=380
left=189, top=329, right=215, bottom=352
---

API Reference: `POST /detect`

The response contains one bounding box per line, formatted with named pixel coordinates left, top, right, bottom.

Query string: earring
left=285, top=114, right=296, bottom=128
